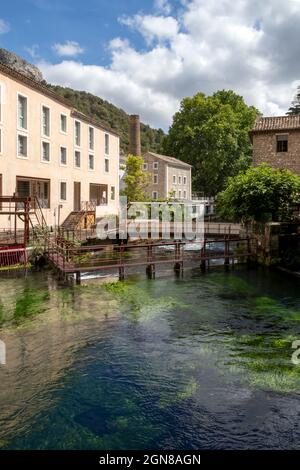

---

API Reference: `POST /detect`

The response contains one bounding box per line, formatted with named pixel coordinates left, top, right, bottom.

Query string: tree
left=163, top=90, right=258, bottom=196
left=287, top=86, right=300, bottom=115
left=216, top=164, right=300, bottom=223
left=121, top=155, right=150, bottom=202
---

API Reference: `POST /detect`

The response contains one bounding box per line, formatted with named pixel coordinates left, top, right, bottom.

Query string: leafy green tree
left=121, top=155, right=150, bottom=202
left=216, top=164, right=300, bottom=223
left=163, top=90, right=258, bottom=196
left=287, top=86, right=300, bottom=115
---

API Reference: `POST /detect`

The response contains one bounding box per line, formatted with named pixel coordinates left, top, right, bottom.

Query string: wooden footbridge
left=46, top=233, right=255, bottom=283
left=0, top=196, right=255, bottom=277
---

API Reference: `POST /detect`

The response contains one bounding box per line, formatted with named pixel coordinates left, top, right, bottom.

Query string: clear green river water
left=1, top=266, right=300, bottom=450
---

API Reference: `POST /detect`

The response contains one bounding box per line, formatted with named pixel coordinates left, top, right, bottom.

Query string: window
left=183, top=190, right=187, bottom=199
left=89, top=127, right=94, bottom=151
left=90, top=183, right=108, bottom=205
left=105, top=133, right=109, bottom=154
left=178, top=190, right=182, bottom=199
left=17, top=134, right=27, bottom=157
left=143, top=163, right=148, bottom=170
left=75, top=150, right=81, bottom=168
left=105, top=158, right=109, bottom=172
left=153, top=162, right=158, bottom=170
left=277, top=134, right=288, bottom=153
left=60, top=147, right=67, bottom=165
left=60, top=182, right=67, bottom=201
left=178, top=176, right=182, bottom=184
left=17, top=177, right=50, bottom=208
left=42, top=141, right=50, bottom=162
left=75, top=121, right=81, bottom=146
left=153, top=174, right=158, bottom=184
left=173, top=175, right=176, bottom=184
left=42, top=106, right=50, bottom=137
left=60, top=114, right=67, bottom=133
left=18, top=94, right=27, bottom=130
left=183, top=176, right=187, bottom=185
left=111, top=186, right=115, bottom=201
left=89, top=154, right=94, bottom=170
left=152, top=191, right=158, bottom=200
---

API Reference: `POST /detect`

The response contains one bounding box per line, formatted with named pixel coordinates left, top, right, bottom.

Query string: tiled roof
left=251, top=115, right=300, bottom=132
left=144, top=151, right=192, bottom=169
left=0, top=62, right=119, bottom=137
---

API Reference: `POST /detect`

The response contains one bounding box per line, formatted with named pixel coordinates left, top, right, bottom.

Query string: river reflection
left=0, top=267, right=300, bottom=449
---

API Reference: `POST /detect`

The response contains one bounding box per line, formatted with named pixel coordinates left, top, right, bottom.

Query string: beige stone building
left=142, top=151, right=192, bottom=200
left=250, top=115, right=300, bottom=175
left=0, top=62, right=119, bottom=229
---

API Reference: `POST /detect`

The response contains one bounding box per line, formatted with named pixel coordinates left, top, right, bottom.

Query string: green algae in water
left=177, top=378, right=198, bottom=400
left=15, top=287, right=50, bottom=320
left=225, top=333, right=300, bottom=393
left=103, top=280, right=188, bottom=319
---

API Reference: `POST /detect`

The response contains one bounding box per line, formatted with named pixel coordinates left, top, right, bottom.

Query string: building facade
left=142, top=151, right=192, bottom=200
left=0, top=62, right=119, bottom=228
left=251, top=115, right=300, bottom=175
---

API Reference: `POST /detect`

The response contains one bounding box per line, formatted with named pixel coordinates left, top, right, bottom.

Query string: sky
left=0, top=0, right=300, bottom=130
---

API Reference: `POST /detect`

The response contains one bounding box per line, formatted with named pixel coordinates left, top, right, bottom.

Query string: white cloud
left=119, top=14, right=179, bottom=45
left=109, top=37, right=130, bottom=50
left=40, top=0, right=300, bottom=129
left=154, top=0, right=172, bottom=15
left=25, top=44, right=40, bottom=59
left=0, top=19, right=10, bottom=34
left=52, top=40, right=84, bottom=57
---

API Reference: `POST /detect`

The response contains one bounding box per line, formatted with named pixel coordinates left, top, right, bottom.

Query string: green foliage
left=47, top=85, right=165, bottom=154
left=216, top=164, right=300, bottom=223
left=163, top=90, right=258, bottom=196
left=121, top=155, right=151, bottom=202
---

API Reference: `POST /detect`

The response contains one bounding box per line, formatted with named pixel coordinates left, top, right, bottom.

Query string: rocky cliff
left=0, top=48, right=43, bottom=82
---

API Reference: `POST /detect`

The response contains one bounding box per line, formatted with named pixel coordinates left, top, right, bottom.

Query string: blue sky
left=0, top=1, right=299, bottom=129
left=0, top=0, right=161, bottom=64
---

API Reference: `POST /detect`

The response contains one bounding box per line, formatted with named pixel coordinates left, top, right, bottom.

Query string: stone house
left=250, top=115, right=300, bottom=175
left=142, top=151, right=192, bottom=200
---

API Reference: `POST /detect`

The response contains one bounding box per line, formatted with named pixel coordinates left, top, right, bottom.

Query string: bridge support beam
left=174, top=261, right=183, bottom=278
left=119, top=266, right=125, bottom=281
left=146, top=264, right=155, bottom=279
left=75, top=272, right=81, bottom=285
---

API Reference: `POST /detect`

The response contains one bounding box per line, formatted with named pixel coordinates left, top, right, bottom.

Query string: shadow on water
left=1, top=266, right=300, bottom=449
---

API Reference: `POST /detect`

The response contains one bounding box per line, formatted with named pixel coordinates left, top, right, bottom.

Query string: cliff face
left=0, top=48, right=43, bottom=82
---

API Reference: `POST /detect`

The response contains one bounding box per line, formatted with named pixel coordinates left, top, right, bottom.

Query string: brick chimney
left=129, top=114, right=141, bottom=156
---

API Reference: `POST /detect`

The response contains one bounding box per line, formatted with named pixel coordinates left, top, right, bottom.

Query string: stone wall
left=252, top=130, right=300, bottom=175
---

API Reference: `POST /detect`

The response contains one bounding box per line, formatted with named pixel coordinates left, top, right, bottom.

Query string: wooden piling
left=224, top=237, right=230, bottom=267
left=119, top=266, right=125, bottom=281
left=146, top=264, right=155, bottom=279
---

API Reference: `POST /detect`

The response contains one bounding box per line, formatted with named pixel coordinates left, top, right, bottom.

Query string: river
left=0, top=266, right=300, bottom=449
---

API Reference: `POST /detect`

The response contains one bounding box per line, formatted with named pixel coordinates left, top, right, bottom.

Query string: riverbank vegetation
left=216, top=164, right=300, bottom=223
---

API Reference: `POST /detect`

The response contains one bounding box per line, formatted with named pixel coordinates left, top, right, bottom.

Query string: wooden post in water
left=146, top=264, right=155, bottom=279
left=75, top=271, right=81, bottom=285
left=200, top=239, right=206, bottom=271
left=224, top=237, right=230, bottom=268
left=174, top=241, right=182, bottom=274
left=146, top=244, right=155, bottom=279
left=119, top=266, right=125, bottom=281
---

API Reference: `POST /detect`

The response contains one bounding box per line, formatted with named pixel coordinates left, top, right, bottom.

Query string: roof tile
left=144, top=151, right=192, bottom=169
left=251, top=115, right=300, bottom=132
